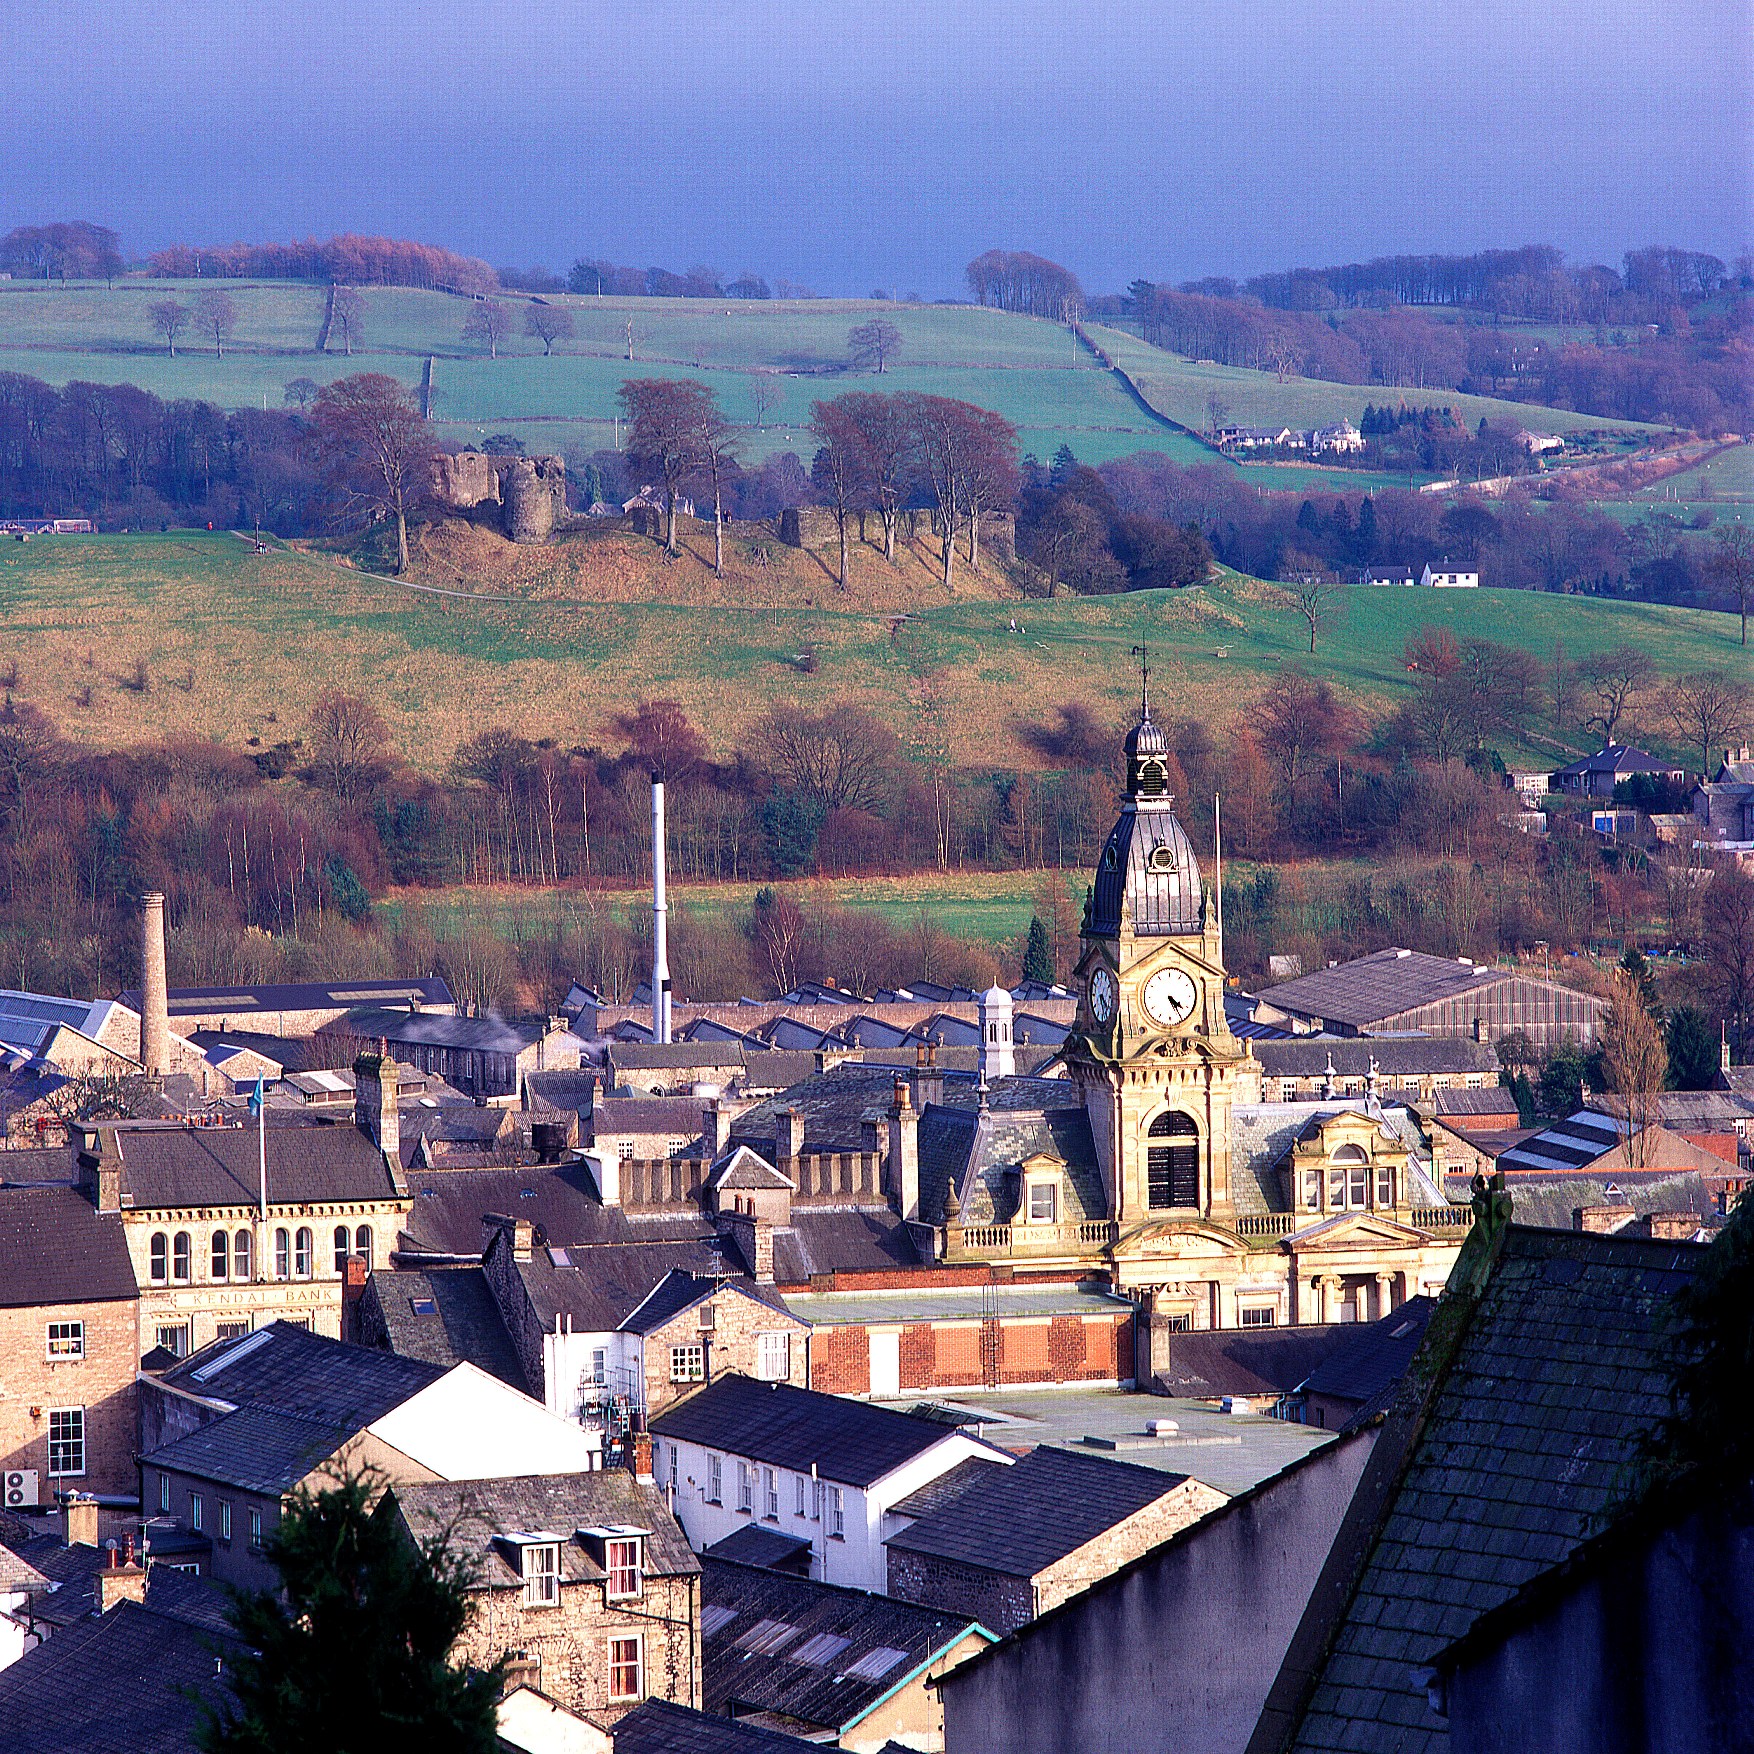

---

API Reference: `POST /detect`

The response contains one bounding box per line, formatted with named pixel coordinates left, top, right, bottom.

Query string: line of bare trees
left=965, top=251, right=1084, bottom=320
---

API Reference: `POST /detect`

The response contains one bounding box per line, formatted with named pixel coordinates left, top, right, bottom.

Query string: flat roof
left=782, top=1283, right=1133, bottom=1328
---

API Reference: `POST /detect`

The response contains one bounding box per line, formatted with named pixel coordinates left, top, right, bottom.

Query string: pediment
left=1287, top=1211, right=1433, bottom=1250
left=1112, top=1218, right=1248, bottom=1261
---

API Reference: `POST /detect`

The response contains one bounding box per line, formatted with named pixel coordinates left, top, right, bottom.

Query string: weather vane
left=1129, top=643, right=1151, bottom=721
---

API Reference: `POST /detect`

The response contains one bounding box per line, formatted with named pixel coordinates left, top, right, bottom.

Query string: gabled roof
left=884, top=1445, right=1201, bottom=1578
left=364, top=1265, right=531, bottom=1393
left=114, top=975, right=454, bottom=1017
left=99, top=1120, right=403, bottom=1210
left=1268, top=1222, right=1708, bottom=1754
left=0, top=1183, right=136, bottom=1306
left=615, top=1699, right=815, bottom=1754
left=1551, top=744, right=1682, bottom=779
left=708, top=1145, right=792, bottom=1190
left=1153, top=1325, right=1347, bottom=1398
left=1429, top=1086, right=1522, bottom=1117
left=651, top=1375, right=971, bottom=1488
left=1258, top=949, right=1505, bottom=1028
left=702, top=1524, right=815, bottom=1571
left=142, top=1404, right=348, bottom=1495
left=701, top=1556, right=990, bottom=1734
left=618, top=1268, right=799, bottom=1336
left=510, top=1239, right=745, bottom=1333
left=1254, top=1037, right=1499, bottom=1077
left=1298, top=1296, right=1436, bottom=1413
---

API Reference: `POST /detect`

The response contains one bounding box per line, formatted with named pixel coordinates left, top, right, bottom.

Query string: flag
left=248, top=1077, right=266, bottom=1118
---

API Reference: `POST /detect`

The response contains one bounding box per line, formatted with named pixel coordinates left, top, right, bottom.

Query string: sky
left=7, top=0, right=1750, bottom=296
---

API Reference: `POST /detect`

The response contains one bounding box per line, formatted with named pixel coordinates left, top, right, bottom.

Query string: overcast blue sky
left=8, top=0, right=1749, bottom=294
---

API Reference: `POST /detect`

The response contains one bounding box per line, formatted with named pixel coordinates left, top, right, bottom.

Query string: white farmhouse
left=1420, top=559, right=1479, bottom=588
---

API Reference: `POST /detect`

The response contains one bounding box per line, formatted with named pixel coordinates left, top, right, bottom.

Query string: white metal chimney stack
left=651, top=774, right=672, bottom=1043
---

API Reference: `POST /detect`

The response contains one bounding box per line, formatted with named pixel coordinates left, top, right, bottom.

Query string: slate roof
left=702, top=1524, right=815, bottom=1570
left=1551, top=743, right=1680, bottom=779
left=1467, top=1170, right=1719, bottom=1231
left=0, top=1598, right=238, bottom=1754
left=1258, top=950, right=1504, bottom=1029
left=1276, top=1223, right=1707, bottom=1754
left=114, top=975, right=455, bottom=1018
left=885, top=1445, right=1194, bottom=1578
left=1429, top=1086, right=1522, bottom=1118
left=159, top=1320, right=446, bottom=1425
left=614, top=1698, right=815, bottom=1754
left=770, top=1208, right=922, bottom=1282
left=339, top=1006, right=575, bottom=1054
left=651, top=1375, right=963, bottom=1488
left=0, top=1183, right=136, bottom=1306
left=589, top=1096, right=714, bottom=1137
left=143, top=1404, right=347, bottom=1494
left=364, top=1266, right=531, bottom=1392
left=1088, top=792, right=1205, bottom=938
left=1153, top=1325, right=1347, bottom=1398
left=1254, top=1037, right=1499, bottom=1078
left=101, top=1120, right=403, bottom=1209
left=1299, top=1296, right=1437, bottom=1412
left=391, top=1472, right=698, bottom=1586
left=729, top=1065, right=912, bottom=1154
left=701, top=1556, right=988, bottom=1733
left=511, top=1240, right=745, bottom=1333
left=1226, top=1101, right=1442, bottom=1218
left=888, top=1456, right=1010, bottom=1520
left=921, top=1101, right=1106, bottom=1227
left=619, top=1269, right=798, bottom=1336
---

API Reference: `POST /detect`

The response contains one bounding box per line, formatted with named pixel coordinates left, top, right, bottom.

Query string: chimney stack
left=888, top=1077, right=920, bottom=1221
left=353, top=1047, right=400, bottom=1164
left=1574, top=1204, right=1635, bottom=1235
left=63, top=1493, right=99, bottom=1549
left=774, top=1107, right=804, bottom=1164
left=75, top=1125, right=122, bottom=1215
left=139, top=891, right=169, bottom=1077
left=651, top=776, right=672, bottom=1044
left=95, top=1548, right=148, bottom=1614
left=911, top=1041, right=945, bottom=1111
left=630, top=1429, right=655, bottom=1481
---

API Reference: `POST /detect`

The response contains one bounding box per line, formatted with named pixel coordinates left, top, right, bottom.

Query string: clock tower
left=1068, top=701, right=1252, bottom=1228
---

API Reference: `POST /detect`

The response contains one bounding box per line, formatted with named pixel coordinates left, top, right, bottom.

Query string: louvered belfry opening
left=1146, top=1111, right=1199, bottom=1209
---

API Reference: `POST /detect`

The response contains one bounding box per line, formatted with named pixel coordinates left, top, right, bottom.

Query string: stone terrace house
left=651, top=1375, right=1012, bottom=1594
left=0, top=1183, right=140, bottom=1503
left=700, top=1555, right=991, bottom=1752
left=388, top=1470, right=701, bottom=1723
left=884, top=1444, right=1226, bottom=1635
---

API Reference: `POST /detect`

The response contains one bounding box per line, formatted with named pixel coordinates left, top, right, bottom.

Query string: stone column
left=1376, top=1273, right=1395, bottom=1320
left=1319, top=1275, right=1344, bottom=1322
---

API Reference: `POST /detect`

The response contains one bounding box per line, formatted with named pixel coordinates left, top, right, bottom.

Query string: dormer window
left=1148, top=844, right=1177, bottom=872
left=1328, top=1144, right=1369, bottom=1209
left=1027, top=1180, right=1058, bottom=1224
left=511, top=1536, right=562, bottom=1608
left=580, top=1525, right=648, bottom=1601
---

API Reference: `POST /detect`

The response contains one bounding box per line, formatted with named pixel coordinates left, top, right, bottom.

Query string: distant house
left=1363, top=563, right=1416, bottom=586
left=1550, top=744, right=1688, bottom=799
left=1419, top=558, right=1479, bottom=588
left=623, top=487, right=695, bottom=519
left=1692, top=744, right=1754, bottom=842
left=1311, top=421, right=1365, bottom=454
left=1213, top=425, right=1300, bottom=453
left=1516, top=429, right=1564, bottom=455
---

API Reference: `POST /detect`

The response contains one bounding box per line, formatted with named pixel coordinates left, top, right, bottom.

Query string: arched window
left=334, top=1226, right=351, bottom=1273
left=149, top=1232, right=168, bottom=1283
left=1147, top=1113, right=1199, bottom=1209
left=294, top=1228, right=313, bottom=1278
left=211, top=1230, right=229, bottom=1280
left=275, top=1228, right=290, bottom=1280
left=1328, top=1144, right=1369, bottom=1209
left=172, top=1232, right=192, bottom=1283
left=354, top=1226, right=373, bottom=1272
left=233, top=1229, right=252, bottom=1281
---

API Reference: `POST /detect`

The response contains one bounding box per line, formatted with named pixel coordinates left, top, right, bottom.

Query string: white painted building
left=1420, top=560, right=1479, bottom=588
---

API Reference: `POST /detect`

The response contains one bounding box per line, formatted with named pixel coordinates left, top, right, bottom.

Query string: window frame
left=293, top=1227, right=313, bottom=1279
left=828, top=1484, right=845, bottom=1540
left=46, top=1319, right=85, bottom=1360
left=159, top=1472, right=171, bottom=1513
left=171, top=1230, right=192, bottom=1284
left=670, top=1343, right=705, bottom=1384
left=233, top=1228, right=252, bottom=1281
left=520, top=1541, right=561, bottom=1610
left=248, top=1506, right=264, bottom=1551
left=354, top=1225, right=373, bottom=1272
left=149, top=1231, right=168, bottom=1283
left=1239, top=1305, right=1277, bottom=1329
left=189, top=1491, right=204, bottom=1533
left=274, top=1227, right=290, bottom=1280
left=706, top=1452, right=722, bottom=1505
left=334, top=1225, right=351, bottom=1274
left=607, top=1633, right=643, bottom=1702
left=762, top=1466, right=779, bottom=1522
left=736, top=1461, right=753, bottom=1514
left=219, top=1499, right=232, bottom=1544
left=1146, top=1112, right=1200, bottom=1210
left=755, top=1331, right=790, bottom=1382
left=211, top=1228, right=229, bottom=1280
left=1026, top=1179, right=1058, bottom=1224
left=604, top=1536, right=643, bottom=1602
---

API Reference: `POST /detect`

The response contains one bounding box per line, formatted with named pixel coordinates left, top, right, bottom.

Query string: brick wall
left=808, top=1311, right=1132, bottom=1397
left=453, top=1572, right=699, bottom=1721
left=811, top=1325, right=871, bottom=1395
left=0, top=1298, right=139, bottom=1500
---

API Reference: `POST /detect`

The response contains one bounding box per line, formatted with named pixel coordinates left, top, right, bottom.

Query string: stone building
left=387, top=1469, right=701, bottom=1721
left=0, top=1184, right=140, bottom=1503
left=429, top=450, right=570, bottom=543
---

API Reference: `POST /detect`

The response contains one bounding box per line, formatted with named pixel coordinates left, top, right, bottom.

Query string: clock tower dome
left=1068, top=697, right=1251, bottom=1228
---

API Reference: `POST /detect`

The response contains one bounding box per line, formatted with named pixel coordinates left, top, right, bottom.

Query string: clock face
left=1089, top=966, right=1118, bottom=1025
left=1142, top=967, right=1198, bottom=1028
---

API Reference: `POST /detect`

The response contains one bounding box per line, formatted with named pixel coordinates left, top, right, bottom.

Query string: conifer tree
left=1023, top=916, right=1054, bottom=985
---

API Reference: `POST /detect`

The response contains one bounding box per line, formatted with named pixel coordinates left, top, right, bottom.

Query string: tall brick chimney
left=720, top=1209, right=774, bottom=1283
left=1574, top=1204, right=1635, bottom=1234
left=139, top=891, right=168, bottom=1077
left=888, top=1077, right=920, bottom=1221
left=353, top=1047, right=400, bottom=1165
left=96, top=1545, right=147, bottom=1614
left=75, top=1125, right=121, bottom=1215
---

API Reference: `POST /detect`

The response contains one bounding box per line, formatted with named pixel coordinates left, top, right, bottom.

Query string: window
left=158, top=1473, right=171, bottom=1514
left=589, top=1348, right=607, bottom=1387
left=763, top=1466, right=779, bottom=1521
left=210, top=1229, right=228, bottom=1279
left=294, top=1228, right=313, bottom=1278
left=215, top=1321, right=250, bottom=1342
left=1161, top=1313, right=1192, bottom=1333
left=1027, top=1180, right=1058, bottom=1224
left=1240, top=1306, right=1277, bottom=1328
left=1375, top=1166, right=1395, bottom=1207
left=233, top=1229, right=252, bottom=1281
left=189, top=1492, right=204, bottom=1533
left=844, top=1645, right=909, bottom=1683
left=736, top=1461, right=753, bottom=1514
left=607, top=1635, right=643, bottom=1702
left=755, top=1332, right=790, bottom=1382
left=668, top=1444, right=678, bottom=1490
left=618, top=1139, right=635, bottom=1161
left=520, top=1542, right=560, bottom=1609
left=248, top=1507, right=264, bottom=1550
left=354, top=1226, right=373, bottom=1271
left=275, top=1228, right=290, bottom=1279
left=172, top=1231, right=192, bottom=1283
left=156, top=1323, right=191, bottom=1358
left=1301, top=1166, right=1321, bottom=1209
left=1328, top=1147, right=1369, bottom=1210
left=334, top=1226, right=351, bottom=1273
left=828, top=1485, right=845, bottom=1540
left=793, top=1632, right=853, bottom=1668
left=604, top=1537, right=642, bottom=1601
left=706, top=1453, right=723, bottom=1505
left=1147, top=1112, right=1200, bottom=1209
left=811, top=1480, right=824, bottom=1524
left=149, top=1232, right=168, bottom=1283
left=46, top=1320, right=84, bottom=1360
left=670, top=1344, right=705, bottom=1383
left=219, top=1500, right=232, bottom=1543
left=794, top=1474, right=808, bottom=1517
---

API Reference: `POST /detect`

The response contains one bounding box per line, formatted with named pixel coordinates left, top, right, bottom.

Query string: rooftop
left=615, top=1698, right=820, bottom=1754
left=142, top=1403, right=350, bottom=1495
left=364, top=1265, right=530, bottom=1393
left=114, top=975, right=454, bottom=1018
left=1257, top=949, right=1508, bottom=1028
left=783, top=1282, right=1132, bottom=1329
left=0, top=1183, right=136, bottom=1307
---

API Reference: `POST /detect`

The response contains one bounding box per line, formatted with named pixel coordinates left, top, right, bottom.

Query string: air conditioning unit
left=5, top=1469, right=39, bottom=1509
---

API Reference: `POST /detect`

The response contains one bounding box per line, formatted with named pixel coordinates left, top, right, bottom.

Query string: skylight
left=700, top=1604, right=738, bottom=1637
left=734, top=1618, right=799, bottom=1656
left=843, top=1645, right=910, bottom=1682
left=792, top=1633, right=853, bottom=1668
left=410, top=1298, right=437, bottom=1316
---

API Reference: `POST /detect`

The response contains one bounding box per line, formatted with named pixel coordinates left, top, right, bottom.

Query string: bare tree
left=756, top=703, right=902, bottom=812
left=283, top=376, right=321, bottom=410
left=899, top=394, right=1016, bottom=589
left=462, top=299, right=512, bottom=358
left=310, top=372, right=436, bottom=574
left=330, top=286, right=366, bottom=356
left=749, top=374, right=781, bottom=430
left=836, top=392, right=909, bottom=562
left=1702, top=866, right=1754, bottom=1055
left=193, top=290, right=238, bottom=358
left=44, top=1070, right=157, bottom=1125
left=1578, top=645, right=1657, bottom=744
left=0, top=697, right=62, bottom=843
left=847, top=318, right=903, bottom=374
left=1255, top=665, right=1351, bottom=804
left=1279, top=572, right=1346, bottom=653
left=148, top=297, right=190, bottom=357
left=1709, top=523, right=1754, bottom=647
left=1665, top=669, right=1752, bottom=775
left=1204, top=390, right=1230, bottom=437
left=689, top=389, right=739, bottom=579
left=618, top=378, right=717, bottom=556
left=810, top=398, right=870, bottom=590
left=1266, top=331, right=1303, bottom=383
left=523, top=303, right=575, bottom=357
left=1601, top=967, right=1669, bottom=1165
left=306, top=689, right=391, bottom=800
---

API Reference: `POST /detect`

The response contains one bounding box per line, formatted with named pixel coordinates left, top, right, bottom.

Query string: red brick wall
left=812, top=1312, right=1133, bottom=1396
left=812, top=1325, right=870, bottom=1395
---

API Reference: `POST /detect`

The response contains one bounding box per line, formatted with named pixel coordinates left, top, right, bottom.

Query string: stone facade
left=429, top=451, right=569, bottom=544
left=0, top=1296, right=139, bottom=1502
left=638, top=1292, right=808, bottom=1419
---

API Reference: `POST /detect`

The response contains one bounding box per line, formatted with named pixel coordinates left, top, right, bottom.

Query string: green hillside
left=0, top=279, right=1655, bottom=476
left=0, top=529, right=1737, bottom=778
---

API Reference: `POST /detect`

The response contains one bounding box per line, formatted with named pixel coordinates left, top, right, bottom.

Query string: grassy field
left=0, top=279, right=1655, bottom=474
left=1, top=529, right=1740, bottom=776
